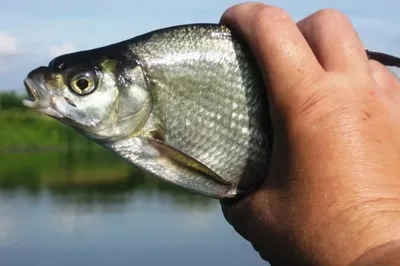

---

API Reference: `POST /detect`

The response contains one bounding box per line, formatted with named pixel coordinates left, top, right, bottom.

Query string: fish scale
left=22, top=24, right=274, bottom=198
left=130, top=25, right=271, bottom=186
left=22, top=23, right=400, bottom=198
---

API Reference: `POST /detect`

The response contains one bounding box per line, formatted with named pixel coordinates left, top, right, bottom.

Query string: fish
left=22, top=24, right=272, bottom=199
left=22, top=23, right=400, bottom=199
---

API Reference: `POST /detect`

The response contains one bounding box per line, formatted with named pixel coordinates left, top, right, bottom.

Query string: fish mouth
left=22, top=68, right=63, bottom=118
left=24, top=79, right=36, bottom=102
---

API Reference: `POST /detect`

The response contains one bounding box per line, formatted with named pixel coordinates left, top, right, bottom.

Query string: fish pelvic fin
left=148, top=137, right=230, bottom=186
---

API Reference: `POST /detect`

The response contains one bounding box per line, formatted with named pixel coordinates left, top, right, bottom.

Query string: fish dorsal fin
left=148, top=138, right=229, bottom=185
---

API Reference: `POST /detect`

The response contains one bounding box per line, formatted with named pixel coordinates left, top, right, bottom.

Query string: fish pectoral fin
left=148, top=138, right=229, bottom=185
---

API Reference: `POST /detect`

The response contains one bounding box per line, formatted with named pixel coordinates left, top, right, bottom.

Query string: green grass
left=0, top=150, right=215, bottom=207
left=0, top=91, right=101, bottom=148
left=0, top=91, right=215, bottom=207
left=0, top=109, right=82, bottom=147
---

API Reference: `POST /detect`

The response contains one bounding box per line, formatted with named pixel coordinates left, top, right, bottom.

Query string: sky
left=0, top=0, right=399, bottom=91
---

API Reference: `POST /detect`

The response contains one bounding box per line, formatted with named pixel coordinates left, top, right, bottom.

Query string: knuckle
left=287, top=75, right=360, bottom=129
left=294, top=87, right=331, bottom=122
left=310, top=8, right=351, bottom=27
left=250, top=5, right=292, bottom=31
left=286, top=77, right=338, bottom=125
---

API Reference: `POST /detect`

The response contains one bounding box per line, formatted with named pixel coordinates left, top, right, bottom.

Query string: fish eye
left=69, top=71, right=97, bottom=95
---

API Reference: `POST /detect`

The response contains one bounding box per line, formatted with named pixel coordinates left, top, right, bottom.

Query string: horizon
left=1, top=0, right=399, bottom=92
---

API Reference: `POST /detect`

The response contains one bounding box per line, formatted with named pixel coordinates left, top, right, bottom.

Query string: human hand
left=220, top=3, right=400, bottom=266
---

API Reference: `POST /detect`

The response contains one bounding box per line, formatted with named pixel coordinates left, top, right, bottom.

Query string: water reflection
left=0, top=148, right=214, bottom=207
left=0, top=148, right=268, bottom=266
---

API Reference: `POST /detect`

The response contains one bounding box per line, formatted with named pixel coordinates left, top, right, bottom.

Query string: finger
left=370, top=60, right=400, bottom=103
left=297, top=9, right=369, bottom=73
left=220, top=193, right=273, bottom=251
left=220, top=192, right=299, bottom=264
left=370, top=60, right=400, bottom=90
left=221, top=3, right=324, bottom=113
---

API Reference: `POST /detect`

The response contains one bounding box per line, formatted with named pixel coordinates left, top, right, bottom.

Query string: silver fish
left=21, top=22, right=400, bottom=199
left=21, top=23, right=400, bottom=199
left=22, top=24, right=272, bottom=199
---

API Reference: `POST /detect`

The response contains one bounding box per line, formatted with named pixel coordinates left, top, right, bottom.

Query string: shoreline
left=0, top=144, right=101, bottom=154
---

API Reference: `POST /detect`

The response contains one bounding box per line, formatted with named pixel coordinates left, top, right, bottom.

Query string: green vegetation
left=0, top=91, right=214, bottom=207
left=0, top=90, right=98, bottom=149
left=0, top=91, right=26, bottom=111
left=0, top=150, right=215, bottom=208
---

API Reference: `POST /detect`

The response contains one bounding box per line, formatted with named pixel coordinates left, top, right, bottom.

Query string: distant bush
left=0, top=91, right=94, bottom=148
left=0, top=91, right=27, bottom=110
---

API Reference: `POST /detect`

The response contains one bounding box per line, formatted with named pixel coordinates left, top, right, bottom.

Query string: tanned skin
left=220, top=3, right=400, bottom=266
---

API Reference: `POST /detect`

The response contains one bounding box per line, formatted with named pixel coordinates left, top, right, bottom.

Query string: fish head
left=22, top=48, right=152, bottom=142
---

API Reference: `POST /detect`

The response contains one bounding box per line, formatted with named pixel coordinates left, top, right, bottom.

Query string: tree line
left=0, top=91, right=27, bottom=111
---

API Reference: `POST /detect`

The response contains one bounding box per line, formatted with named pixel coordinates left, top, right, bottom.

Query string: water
left=0, top=149, right=267, bottom=266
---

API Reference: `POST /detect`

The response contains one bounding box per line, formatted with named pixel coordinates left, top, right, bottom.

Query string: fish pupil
left=76, top=78, right=89, bottom=90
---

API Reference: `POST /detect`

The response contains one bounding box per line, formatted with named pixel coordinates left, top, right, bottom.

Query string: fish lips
left=22, top=67, right=63, bottom=118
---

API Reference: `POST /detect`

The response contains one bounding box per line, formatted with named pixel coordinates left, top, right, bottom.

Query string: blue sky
left=1, top=0, right=399, bottom=91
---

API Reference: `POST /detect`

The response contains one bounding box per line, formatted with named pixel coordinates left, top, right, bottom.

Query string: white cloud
left=0, top=32, right=20, bottom=55
left=49, top=42, right=75, bottom=58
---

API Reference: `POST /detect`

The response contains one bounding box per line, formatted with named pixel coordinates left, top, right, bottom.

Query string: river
left=0, top=149, right=267, bottom=266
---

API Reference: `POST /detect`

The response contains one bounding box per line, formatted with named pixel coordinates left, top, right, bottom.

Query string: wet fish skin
left=22, top=24, right=272, bottom=199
